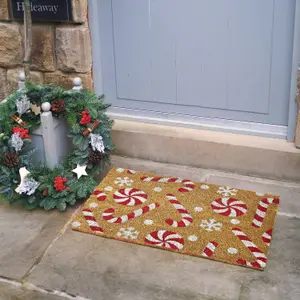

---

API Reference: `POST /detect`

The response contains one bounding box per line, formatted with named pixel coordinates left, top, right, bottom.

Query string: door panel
left=98, top=0, right=296, bottom=126
left=226, top=0, right=273, bottom=113
left=176, top=0, right=229, bottom=109
left=113, top=0, right=152, bottom=101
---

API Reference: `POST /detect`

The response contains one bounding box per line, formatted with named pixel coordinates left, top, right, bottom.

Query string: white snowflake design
left=217, top=186, right=237, bottom=197
left=116, top=227, right=139, bottom=240
left=200, top=219, right=223, bottom=232
left=114, top=177, right=134, bottom=187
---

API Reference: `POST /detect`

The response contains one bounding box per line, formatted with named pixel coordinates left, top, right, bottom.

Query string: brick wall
left=0, top=0, right=93, bottom=101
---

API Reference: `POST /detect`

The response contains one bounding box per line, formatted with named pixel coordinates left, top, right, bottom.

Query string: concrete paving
left=26, top=215, right=300, bottom=300
left=1, top=156, right=300, bottom=300
left=0, top=281, right=65, bottom=300
left=0, top=202, right=75, bottom=281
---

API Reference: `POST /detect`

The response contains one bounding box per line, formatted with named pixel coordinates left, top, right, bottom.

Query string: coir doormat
left=71, top=168, right=280, bottom=270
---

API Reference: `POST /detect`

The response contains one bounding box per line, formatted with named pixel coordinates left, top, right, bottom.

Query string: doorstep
left=112, top=120, right=300, bottom=182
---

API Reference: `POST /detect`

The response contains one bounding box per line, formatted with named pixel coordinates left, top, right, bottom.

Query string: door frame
left=287, top=0, right=300, bottom=141
left=89, top=0, right=300, bottom=141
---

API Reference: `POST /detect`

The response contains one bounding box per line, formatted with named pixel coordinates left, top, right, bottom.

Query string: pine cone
left=3, top=153, right=19, bottom=168
left=88, top=151, right=102, bottom=164
left=51, top=99, right=65, bottom=113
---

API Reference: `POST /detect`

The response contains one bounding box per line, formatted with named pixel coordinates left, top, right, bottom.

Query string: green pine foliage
left=0, top=82, right=114, bottom=211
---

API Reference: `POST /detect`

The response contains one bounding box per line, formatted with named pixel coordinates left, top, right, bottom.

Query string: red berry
left=12, top=127, right=30, bottom=139
left=54, top=176, right=68, bottom=192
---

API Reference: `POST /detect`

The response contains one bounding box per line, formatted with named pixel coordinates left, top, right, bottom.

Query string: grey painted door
left=97, top=0, right=296, bottom=126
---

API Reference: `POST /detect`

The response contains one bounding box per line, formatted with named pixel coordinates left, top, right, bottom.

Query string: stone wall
left=0, top=0, right=93, bottom=101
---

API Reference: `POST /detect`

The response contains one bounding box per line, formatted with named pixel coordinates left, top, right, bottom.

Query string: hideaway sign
left=11, top=0, right=73, bottom=22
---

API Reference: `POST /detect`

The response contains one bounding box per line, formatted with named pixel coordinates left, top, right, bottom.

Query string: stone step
left=112, top=120, right=300, bottom=182
left=111, top=155, right=300, bottom=216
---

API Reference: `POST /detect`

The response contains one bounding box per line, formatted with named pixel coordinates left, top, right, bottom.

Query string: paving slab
left=0, top=281, right=68, bottom=300
left=0, top=203, right=75, bottom=281
left=27, top=215, right=300, bottom=300
left=204, top=172, right=300, bottom=216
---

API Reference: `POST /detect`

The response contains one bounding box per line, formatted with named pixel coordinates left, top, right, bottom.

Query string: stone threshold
left=112, top=120, right=300, bottom=182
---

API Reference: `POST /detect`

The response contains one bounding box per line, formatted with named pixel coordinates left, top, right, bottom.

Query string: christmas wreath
left=0, top=82, right=114, bottom=211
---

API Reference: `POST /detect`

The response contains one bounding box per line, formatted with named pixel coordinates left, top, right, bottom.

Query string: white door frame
left=89, top=0, right=300, bottom=141
left=287, top=0, right=300, bottom=141
left=88, top=0, right=104, bottom=96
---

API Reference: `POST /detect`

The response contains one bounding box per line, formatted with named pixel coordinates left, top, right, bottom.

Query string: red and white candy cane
left=127, top=169, right=136, bottom=174
left=201, top=241, right=218, bottom=258
left=93, top=190, right=107, bottom=201
left=141, top=176, right=195, bottom=193
left=165, top=194, right=193, bottom=227
left=252, top=198, right=280, bottom=228
left=102, top=202, right=159, bottom=224
left=262, top=229, right=273, bottom=246
left=232, top=228, right=267, bottom=270
left=82, top=208, right=104, bottom=233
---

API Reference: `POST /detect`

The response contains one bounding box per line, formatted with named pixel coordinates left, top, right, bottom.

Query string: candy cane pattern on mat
left=82, top=209, right=104, bottom=233
left=144, top=230, right=184, bottom=250
left=211, top=198, right=247, bottom=217
left=232, top=228, right=267, bottom=269
left=113, top=188, right=148, bottom=206
left=165, top=194, right=193, bottom=227
left=201, top=241, right=219, bottom=258
left=262, top=229, right=273, bottom=246
left=252, top=198, right=280, bottom=228
left=93, top=190, right=107, bottom=201
left=141, top=176, right=195, bottom=193
left=102, top=203, right=160, bottom=224
left=127, top=169, right=136, bottom=174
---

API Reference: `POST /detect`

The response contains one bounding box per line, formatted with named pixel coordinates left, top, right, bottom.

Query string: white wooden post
left=18, top=71, right=26, bottom=90
left=72, top=77, right=83, bottom=91
left=40, top=102, right=58, bottom=168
